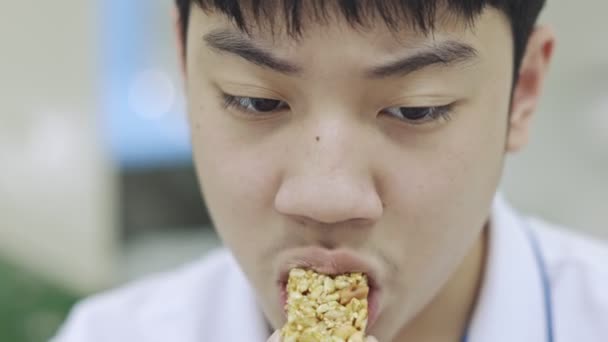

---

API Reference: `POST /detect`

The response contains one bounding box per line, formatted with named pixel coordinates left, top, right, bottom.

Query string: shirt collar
left=203, top=256, right=270, bottom=341
left=466, top=195, right=549, bottom=342
left=138, top=250, right=270, bottom=342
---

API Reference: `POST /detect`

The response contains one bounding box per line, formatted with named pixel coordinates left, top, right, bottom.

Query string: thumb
left=267, top=330, right=282, bottom=342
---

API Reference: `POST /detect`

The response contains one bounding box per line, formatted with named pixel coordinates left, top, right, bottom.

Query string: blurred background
left=0, top=1, right=606, bottom=341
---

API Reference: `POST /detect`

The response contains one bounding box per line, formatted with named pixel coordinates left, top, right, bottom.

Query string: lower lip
left=280, top=283, right=288, bottom=309
left=366, top=286, right=381, bottom=328
left=279, top=282, right=381, bottom=330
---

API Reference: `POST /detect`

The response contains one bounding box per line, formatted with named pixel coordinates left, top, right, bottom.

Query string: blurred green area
left=0, top=259, right=80, bottom=342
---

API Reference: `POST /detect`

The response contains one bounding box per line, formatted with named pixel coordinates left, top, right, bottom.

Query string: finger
left=366, top=336, right=379, bottom=342
left=266, top=330, right=281, bottom=342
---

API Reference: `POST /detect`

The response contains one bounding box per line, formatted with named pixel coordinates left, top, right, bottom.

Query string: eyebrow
left=367, top=41, right=479, bottom=78
left=204, top=29, right=302, bottom=74
left=203, top=29, right=479, bottom=78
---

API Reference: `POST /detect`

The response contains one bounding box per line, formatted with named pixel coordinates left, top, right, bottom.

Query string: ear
left=172, top=5, right=187, bottom=79
left=507, top=26, right=556, bottom=153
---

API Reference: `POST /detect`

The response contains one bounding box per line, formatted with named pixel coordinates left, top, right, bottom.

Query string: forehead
left=191, top=0, right=489, bottom=37
left=189, top=5, right=510, bottom=52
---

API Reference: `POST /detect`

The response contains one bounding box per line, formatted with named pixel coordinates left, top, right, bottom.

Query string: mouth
left=276, top=246, right=382, bottom=329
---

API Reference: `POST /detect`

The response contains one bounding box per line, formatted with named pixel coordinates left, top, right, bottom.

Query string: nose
left=273, top=121, right=384, bottom=227
left=274, top=172, right=384, bottom=226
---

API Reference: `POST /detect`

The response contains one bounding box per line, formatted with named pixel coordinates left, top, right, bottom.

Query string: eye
left=222, top=94, right=289, bottom=115
left=382, top=105, right=453, bottom=125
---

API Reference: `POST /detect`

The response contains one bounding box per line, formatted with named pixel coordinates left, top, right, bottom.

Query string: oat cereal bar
left=281, top=268, right=369, bottom=342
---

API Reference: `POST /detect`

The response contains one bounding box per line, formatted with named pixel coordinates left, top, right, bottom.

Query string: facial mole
left=316, top=136, right=320, bottom=142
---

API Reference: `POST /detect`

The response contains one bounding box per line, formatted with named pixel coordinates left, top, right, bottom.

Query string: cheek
left=189, top=111, right=282, bottom=247
left=377, top=96, right=508, bottom=282
left=190, top=120, right=288, bottom=328
left=383, top=106, right=505, bottom=223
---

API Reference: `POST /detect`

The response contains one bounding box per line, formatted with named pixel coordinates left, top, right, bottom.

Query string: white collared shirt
left=53, top=197, right=608, bottom=341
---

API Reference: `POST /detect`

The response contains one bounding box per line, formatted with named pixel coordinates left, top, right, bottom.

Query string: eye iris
left=251, top=98, right=282, bottom=112
left=400, top=107, right=429, bottom=120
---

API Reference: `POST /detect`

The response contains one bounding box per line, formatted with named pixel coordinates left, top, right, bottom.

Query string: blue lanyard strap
left=526, top=224, right=555, bottom=342
left=460, top=222, right=555, bottom=342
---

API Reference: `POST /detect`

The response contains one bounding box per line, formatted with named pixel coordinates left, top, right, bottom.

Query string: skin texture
left=177, top=5, right=554, bottom=341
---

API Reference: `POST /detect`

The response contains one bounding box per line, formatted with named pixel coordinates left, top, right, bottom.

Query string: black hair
left=175, top=0, right=545, bottom=77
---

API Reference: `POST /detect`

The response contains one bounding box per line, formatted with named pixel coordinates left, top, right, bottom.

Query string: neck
left=395, top=224, right=489, bottom=342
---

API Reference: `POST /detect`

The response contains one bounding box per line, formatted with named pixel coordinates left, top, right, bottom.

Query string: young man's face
left=182, top=4, right=548, bottom=340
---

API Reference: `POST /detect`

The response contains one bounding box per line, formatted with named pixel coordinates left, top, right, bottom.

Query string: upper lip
left=276, top=246, right=380, bottom=290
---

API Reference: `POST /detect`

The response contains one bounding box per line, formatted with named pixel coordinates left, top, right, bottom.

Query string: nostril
left=318, top=239, right=337, bottom=250
left=293, top=215, right=310, bottom=227
left=290, top=215, right=377, bottom=232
